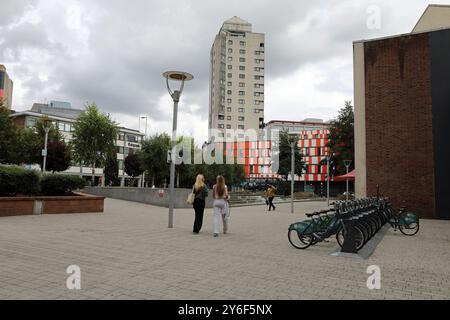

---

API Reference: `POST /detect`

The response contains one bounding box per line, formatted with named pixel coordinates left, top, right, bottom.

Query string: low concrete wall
left=83, top=187, right=214, bottom=209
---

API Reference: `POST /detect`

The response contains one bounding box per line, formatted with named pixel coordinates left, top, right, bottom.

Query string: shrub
left=0, top=166, right=40, bottom=196
left=40, top=174, right=85, bottom=196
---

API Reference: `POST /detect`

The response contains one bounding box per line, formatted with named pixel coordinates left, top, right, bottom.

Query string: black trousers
left=193, top=198, right=206, bottom=233
left=268, top=197, right=276, bottom=211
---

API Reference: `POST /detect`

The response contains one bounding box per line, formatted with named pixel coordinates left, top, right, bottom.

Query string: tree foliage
left=46, top=141, right=72, bottom=173
left=0, top=103, right=20, bottom=164
left=104, top=152, right=119, bottom=186
left=327, top=101, right=355, bottom=175
left=70, top=103, right=118, bottom=180
left=277, top=130, right=306, bottom=180
left=124, top=151, right=144, bottom=178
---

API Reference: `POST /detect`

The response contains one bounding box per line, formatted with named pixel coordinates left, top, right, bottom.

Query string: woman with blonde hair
left=192, top=174, right=208, bottom=234
left=212, top=175, right=230, bottom=238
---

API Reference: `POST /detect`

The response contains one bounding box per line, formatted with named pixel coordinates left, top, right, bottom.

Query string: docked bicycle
left=288, top=198, right=420, bottom=252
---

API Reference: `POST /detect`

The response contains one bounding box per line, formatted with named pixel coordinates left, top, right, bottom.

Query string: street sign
left=41, top=149, right=47, bottom=157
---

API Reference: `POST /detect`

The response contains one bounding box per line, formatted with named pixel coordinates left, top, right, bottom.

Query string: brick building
left=354, top=5, right=450, bottom=219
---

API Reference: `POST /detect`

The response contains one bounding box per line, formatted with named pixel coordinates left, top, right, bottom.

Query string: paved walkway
left=0, top=198, right=449, bottom=300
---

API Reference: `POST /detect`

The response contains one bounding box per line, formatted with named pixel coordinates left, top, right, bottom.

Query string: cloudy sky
left=1, top=0, right=447, bottom=142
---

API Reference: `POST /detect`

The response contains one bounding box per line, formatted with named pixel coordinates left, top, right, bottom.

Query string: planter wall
left=0, top=193, right=105, bottom=217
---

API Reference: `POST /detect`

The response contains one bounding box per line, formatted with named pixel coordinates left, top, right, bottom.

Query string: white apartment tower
left=209, top=17, right=265, bottom=139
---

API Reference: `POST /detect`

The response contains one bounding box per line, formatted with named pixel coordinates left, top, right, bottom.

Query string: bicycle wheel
left=336, top=227, right=365, bottom=251
left=288, top=230, right=313, bottom=250
left=399, top=222, right=420, bottom=236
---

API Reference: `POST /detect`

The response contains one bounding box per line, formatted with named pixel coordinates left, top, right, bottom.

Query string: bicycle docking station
left=288, top=197, right=419, bottom=260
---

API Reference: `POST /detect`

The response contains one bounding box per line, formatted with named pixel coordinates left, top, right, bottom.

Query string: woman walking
left=265, top=184, right=277, bottom=212
left=212, top=175, right=230, bottom=238
left=192, top=174, right=209, bottom=234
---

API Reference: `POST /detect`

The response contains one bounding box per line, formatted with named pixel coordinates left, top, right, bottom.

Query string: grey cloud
left=1, top=0, right=439, bottom=125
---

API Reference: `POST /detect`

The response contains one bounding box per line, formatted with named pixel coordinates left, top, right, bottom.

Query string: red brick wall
left=0, top=199, right=34, bottom=217
left=43, top=198, right=104, bottom=214
left=364, top=34, right=435, bottom=219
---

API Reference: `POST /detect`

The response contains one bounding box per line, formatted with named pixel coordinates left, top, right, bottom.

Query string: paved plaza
left=0, top=198, right=449, bottom=300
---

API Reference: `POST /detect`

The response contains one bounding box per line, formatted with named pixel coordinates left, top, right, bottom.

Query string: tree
left=0, top=103, right=20, bottom=164
left=327, top=101, right=355, bottom=176
left=277, top=130, right=306, bottom=180
left=139, top=133, right=171, bottom=187
left=46, top=141, right=72, bottom=173
left=104, top=152, right=119, bottom=186
left=71, top=103, right=119, bottom=182
left=124, top=151, right=144, bottom=179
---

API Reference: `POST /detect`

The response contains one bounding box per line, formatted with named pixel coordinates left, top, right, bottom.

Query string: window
left=218, top=115, right=225, bottom=120
left=124, top=147, right=130, bottom=155
left=238, top=108, right=245, bottom=113
left=227, top=99, right=232, bottom=104
left=240, top=41, right=246, bottom=46
left=218, top=124, right=225, bottom=129
left=227, top=116, right=232, bottom=121
left=239, top=57, right=246, bottom=62
left=255, top=75, right=261, bottom=80
left=227, top=82, right=232, bottom=87
left=239, top=49, right=246, bottom=54
left=238, top=99, right=245, bottom=105
left=118, top=160, right=124, bottom=170
left=228, top=40, right=233, bottom=45
left=255, top=101, right=261, bottom=105
left=228, top=48, right=233, bottom=53
left=239, top=74, right=245, bottom=79
left=238, top=116, right=245, bottom=121
left=228, top=73, right=232, bottom=78
left=227, top=125, right=232, bottom=129
left=254, top=109, right=261, bottom=114
left=255, top=92, right=261, bottom=97
left=64, top=123, right=71, bottom=132
left=255, top=51, right=260, bottom=55
left=228, top=57, right=232, bottom=62
left=239, top=91, right=245, bottom=96
left=228, top=65, right=232, bottom=70
left=255, top=67, right=261, bottom=72
left=218, top=133, right=225, bottom=138
left=239, top=66, right=245, bottom=71
left=239, top=82, right=245, bottom=87
left=58, top=122, right=65, bottom=131
left=255, top=59, right=261, bottom=64
left=260, top=43, right=264, bottom=48
left=118, top=134, right=125, bottom=141
left=238, top=125, right=245, bottom=130
left=127, top=135, right=138, bottom=142
left=227, top=90, right=232, bottom=95
left=254, top=84, right=261, bottom=88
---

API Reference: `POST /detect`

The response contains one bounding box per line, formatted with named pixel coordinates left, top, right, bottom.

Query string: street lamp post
left=326, top=155, right=330, bottom=207
left=163, top=71, right=194, bottom=229
left=139, top=115, right=148, bottom=137
left=344, top=160, right=352, bottom=200
left=288, top=133, right=297, bottom=214
left=42, top=125, right=50, bottom=173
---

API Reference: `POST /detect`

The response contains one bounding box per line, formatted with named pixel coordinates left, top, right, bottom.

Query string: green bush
left=40, top=174, right=85, bottom=196
left=0, top=166, right=40, bottom=196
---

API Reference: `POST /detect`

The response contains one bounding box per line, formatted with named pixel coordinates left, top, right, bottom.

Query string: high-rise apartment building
left=0, top=64, right=13, bottom=109
left=209, top=17, right=265, bottom=139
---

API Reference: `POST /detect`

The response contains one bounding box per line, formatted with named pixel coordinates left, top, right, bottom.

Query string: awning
left=334, top=170, right=355, bottom=181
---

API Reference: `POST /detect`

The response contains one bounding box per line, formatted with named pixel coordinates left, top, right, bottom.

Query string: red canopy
left=334, top=170, right=355, bottom=181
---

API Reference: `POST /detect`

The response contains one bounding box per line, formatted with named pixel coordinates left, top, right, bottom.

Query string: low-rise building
left=9, top=101, right=144, bottom=185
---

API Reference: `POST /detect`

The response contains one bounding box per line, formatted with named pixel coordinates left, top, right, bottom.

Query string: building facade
left=209, top=17, right=265, bottom=138
left=9, top=101, right=145, bottom=185
left=354, top=5, right=450, bottom=219
left=0, top=65, right=13, bottom=110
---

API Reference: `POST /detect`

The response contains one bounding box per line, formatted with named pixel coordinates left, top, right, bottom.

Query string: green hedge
left=40, top=174, right=85, bottom=196
left=0, top=166, right=40, bottom=196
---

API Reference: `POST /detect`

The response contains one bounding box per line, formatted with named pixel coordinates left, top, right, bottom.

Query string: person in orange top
left=265, top=185, right=277, bottom=212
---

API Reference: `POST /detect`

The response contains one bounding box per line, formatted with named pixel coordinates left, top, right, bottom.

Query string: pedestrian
left=192, top=174, right=209, bottom=234
left=265, top=184, right=277, bottom=212
left=212, top=175, right=231, bottom=238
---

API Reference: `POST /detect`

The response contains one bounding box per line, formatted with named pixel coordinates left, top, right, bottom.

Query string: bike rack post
left=341, top=217, right=358, bottom=254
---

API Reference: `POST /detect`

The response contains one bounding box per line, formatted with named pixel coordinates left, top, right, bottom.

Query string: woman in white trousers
left=212, top=176, right=230, bottom=237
